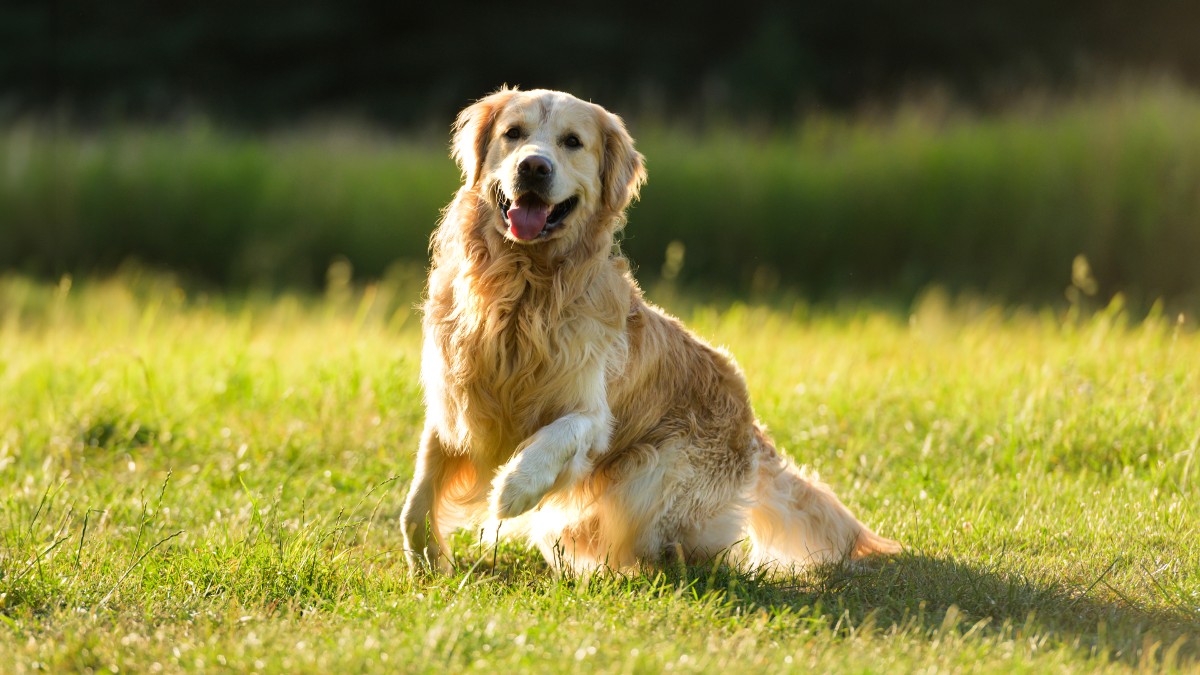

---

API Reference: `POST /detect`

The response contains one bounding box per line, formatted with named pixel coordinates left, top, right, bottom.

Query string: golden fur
left=401, top=88, right=898, bottom=573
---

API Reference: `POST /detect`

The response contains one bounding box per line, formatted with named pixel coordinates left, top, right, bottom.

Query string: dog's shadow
left=682, top=552, right=1198, bottom=667
left=472, top=544, right=1199, bottom=668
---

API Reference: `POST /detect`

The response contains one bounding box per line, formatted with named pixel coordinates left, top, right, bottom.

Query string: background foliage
left=4, top=0, right=1200, bottom=125
left=3, top=2, right=1200, bottom=305
left=3, top=85, right=1199, bottom=306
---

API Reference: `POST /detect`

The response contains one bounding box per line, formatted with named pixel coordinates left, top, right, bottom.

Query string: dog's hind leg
left=746, top=433, right=899, bottom=570
left=401, top=425, right=454, bottom=574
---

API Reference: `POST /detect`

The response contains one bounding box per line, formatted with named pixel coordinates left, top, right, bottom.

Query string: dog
left=401, top=88, right=898, bottom=574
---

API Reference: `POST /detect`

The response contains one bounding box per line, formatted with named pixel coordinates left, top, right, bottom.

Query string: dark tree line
left=2, top=0, right=1198, bottom=126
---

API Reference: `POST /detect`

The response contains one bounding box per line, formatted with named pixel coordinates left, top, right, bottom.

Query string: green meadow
left=1, top=272, right=1198, bottom=672
left=3, top=84, right=1200, bottom=306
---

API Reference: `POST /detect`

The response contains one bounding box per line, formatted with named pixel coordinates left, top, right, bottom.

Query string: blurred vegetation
left=5, top=2, right=1200, bottom=305
left=2, top=85, right=1199, bottom=307
left=4, top=1, right=1199, bottom=125
left=0, top=125, right=454, bottom=287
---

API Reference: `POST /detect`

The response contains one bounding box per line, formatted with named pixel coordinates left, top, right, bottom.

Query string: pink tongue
left=507, top=196, right=552, bottom=240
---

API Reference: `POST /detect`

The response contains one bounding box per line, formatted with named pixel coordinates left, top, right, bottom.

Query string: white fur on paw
left=490, top=455, right=553, bottom=519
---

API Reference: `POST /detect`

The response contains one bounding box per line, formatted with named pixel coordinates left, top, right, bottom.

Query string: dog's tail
left=745, top=427, right=900, bottom=569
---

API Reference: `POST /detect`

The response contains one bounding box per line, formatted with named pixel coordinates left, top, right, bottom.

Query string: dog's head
left=452, top=88, right=646, bottom=245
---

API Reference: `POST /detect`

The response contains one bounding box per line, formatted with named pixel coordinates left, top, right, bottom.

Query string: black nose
left=518, top=155, right=553, bottom=178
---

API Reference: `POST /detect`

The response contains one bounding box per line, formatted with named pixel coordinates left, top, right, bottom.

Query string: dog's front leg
left=401, top=425, right=452, bottom=574
left=489, top=409, right=608, bottom=520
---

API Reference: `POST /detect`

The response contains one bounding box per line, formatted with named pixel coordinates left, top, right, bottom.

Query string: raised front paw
left=489, top=453, right=555, bottom=520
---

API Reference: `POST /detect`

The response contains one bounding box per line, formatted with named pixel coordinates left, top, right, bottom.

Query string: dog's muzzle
left=499, top=190, right=580, bottom=241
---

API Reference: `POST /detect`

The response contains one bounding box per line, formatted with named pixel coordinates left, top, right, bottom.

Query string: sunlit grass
left=1, top=271, right=1198, bottom=672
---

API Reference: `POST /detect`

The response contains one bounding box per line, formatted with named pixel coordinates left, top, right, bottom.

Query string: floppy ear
left=452, top=88, right=519, bottom=187
left=600, top=111, right=647, bottom=212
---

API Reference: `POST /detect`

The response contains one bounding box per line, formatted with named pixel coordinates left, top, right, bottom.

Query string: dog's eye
left=562, top=134, right=582, bottom=149
left=504, top=126, right=523, bottom=140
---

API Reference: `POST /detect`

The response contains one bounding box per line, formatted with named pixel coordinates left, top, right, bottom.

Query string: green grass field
left=2, top=272, right=1198, bottom=672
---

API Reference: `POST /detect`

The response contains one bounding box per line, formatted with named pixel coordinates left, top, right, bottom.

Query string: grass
left=1, top=270, right=1199, bottom=673
left=3, top=82, right=1200, bottom=306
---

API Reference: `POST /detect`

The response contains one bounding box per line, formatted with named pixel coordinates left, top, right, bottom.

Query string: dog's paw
left=489, top=453, right=554, bottom=520
left=401, top=514, right=446, bottom=576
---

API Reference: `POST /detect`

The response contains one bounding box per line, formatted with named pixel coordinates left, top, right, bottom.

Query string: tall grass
left=0, top=125, right=457, bottom=287
left=2, top=84, right=1199, bottom=305
left=639, top=86, right=1200, bottom=305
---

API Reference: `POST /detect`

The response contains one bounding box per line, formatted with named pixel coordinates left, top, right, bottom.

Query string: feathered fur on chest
left=422, top=245, right=631, bottom=456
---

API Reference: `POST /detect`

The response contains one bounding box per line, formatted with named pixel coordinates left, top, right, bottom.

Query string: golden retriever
left=401, top=87, right=898, bottom=574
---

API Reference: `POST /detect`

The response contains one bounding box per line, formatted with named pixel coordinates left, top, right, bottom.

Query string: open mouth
left=497, top=190, right=579, bottom=241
